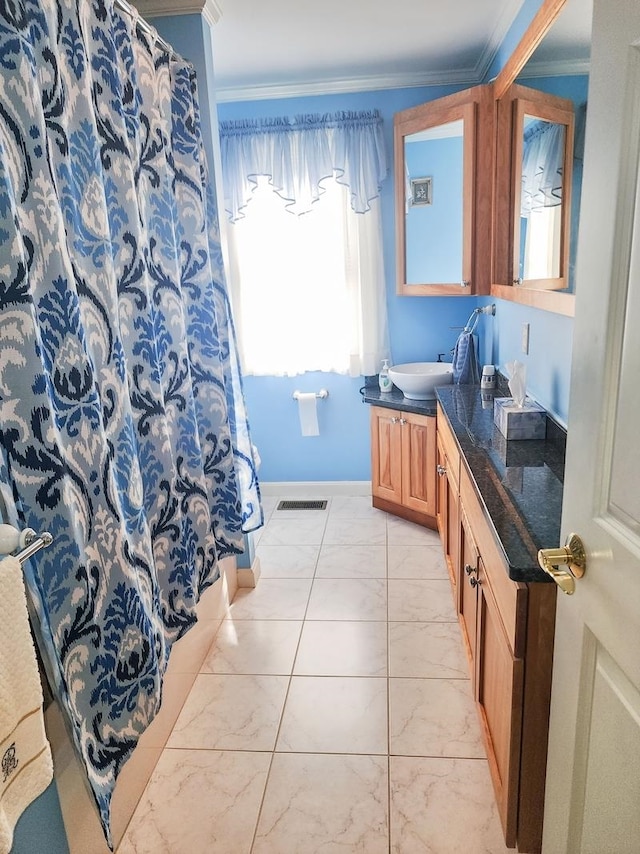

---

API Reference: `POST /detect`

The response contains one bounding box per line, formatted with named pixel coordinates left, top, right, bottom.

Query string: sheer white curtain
left=520, top=119, right=565, bottom=215
left=520, top=118, right=565, bottom=280
left=220, top=112, right=390, bottom=377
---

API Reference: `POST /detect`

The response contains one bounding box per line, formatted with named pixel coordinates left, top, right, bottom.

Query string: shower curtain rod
left=113, top=0, right=185, bottom=62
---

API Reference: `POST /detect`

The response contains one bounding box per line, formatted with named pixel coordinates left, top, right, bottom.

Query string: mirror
left=493, top=84, right=576, bottom=305
left=519, top=116, right=565, bottom=281
left=491, top=0, right=591, bottom=315
left=512, top=98, right=574, bottom=290
left=395, top=93, right=480, bottom=296
left=404, top=119, right=464, bottom=285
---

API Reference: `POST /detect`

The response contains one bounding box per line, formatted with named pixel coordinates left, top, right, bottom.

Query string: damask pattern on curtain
left=0, top=0, right=260, bottom=845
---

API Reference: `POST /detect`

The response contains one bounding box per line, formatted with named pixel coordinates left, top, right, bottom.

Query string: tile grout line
left=248, top=496, right=327, bottom=853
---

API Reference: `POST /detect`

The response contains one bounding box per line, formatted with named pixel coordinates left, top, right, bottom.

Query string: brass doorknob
left=537, top=533, right=586, bottom=595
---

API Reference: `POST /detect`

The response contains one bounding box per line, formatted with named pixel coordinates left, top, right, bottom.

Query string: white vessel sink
left=388, top=362, right=453, bottom=400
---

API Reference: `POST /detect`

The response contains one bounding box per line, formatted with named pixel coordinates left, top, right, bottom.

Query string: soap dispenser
left=379, top=359, right=392, bottom=393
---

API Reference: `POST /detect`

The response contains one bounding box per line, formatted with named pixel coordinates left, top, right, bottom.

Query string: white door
left=542, top=2, right=640, bottom=852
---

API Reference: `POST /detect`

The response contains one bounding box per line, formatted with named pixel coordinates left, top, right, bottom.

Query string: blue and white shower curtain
left=0, top=0, right=261, bottom=845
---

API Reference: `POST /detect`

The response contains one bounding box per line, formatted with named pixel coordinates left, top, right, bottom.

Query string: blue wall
left=488, top=300, right=573, bottom=423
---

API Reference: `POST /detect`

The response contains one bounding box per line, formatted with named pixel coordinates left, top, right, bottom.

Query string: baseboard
left=237, top=556, right=261, bottom=589
left=259, top=481, right=371, bottom=497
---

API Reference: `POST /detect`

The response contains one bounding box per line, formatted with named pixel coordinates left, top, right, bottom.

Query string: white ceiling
left=190, top=0, right=592, bottom=101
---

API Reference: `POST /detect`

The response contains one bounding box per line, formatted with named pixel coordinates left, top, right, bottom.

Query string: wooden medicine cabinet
left=492, top=84, right=576, bottom=315
left=394, top=85, right=494, bottom=296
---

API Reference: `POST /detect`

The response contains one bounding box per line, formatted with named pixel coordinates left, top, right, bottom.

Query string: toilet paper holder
left=292, top=389, right=329, bottom=400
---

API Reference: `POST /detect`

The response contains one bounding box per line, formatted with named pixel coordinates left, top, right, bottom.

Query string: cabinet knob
left=390, top=416, right=399, bottom=424
left=469, top=576, right=481, bottom=588
left=399, top=418, right=407, bottom=425
left=460, top=280, right=470, bottom=288
left=436, top=464, right=447, bottom=477
left=513, top=277, right=523, bottom=286
left=464, top=564, right=476, bottom=576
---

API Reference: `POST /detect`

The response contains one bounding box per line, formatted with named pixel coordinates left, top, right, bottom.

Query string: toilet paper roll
left=297, top=393, right=319, bottom=436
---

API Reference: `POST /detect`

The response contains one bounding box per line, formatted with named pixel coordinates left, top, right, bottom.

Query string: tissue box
left=493, top=397, right=546, bottom=440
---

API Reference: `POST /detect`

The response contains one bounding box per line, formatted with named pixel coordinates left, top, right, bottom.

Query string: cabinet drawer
left=436, top=403, right=460, bottom=491
left=459, top=463, right=528, bottom=658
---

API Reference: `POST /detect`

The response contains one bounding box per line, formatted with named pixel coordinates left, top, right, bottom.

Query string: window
left=219, top=111, right=390, bottom=378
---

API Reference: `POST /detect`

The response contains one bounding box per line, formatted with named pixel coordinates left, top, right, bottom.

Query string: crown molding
left=517, top=57, right=590, bottom=78
left=132, top=0, right=222, bottom=27
left=215, top=67, right=482, bottom=103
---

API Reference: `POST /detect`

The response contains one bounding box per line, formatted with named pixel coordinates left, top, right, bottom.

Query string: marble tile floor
left=118, top=495, right=511, bottom=854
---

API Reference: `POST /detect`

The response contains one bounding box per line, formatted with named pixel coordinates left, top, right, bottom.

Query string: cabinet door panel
left=458, top=510, right=478, bottom=671
left=437, top=435, right=460, bottom=601
left=401, top=412, right=436, bottom=515
left=445, top=475, right=459, bottom=599
left=436, top=436, right=447, bottom=540
left=476, top=558, right=524, bottom=848
left=371, top=406, right=402, bottom=503
left=436, top=403, right=460, bottom=490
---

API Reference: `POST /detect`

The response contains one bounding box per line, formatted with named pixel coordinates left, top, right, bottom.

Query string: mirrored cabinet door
left=394, top=85, right=493, bottom=296
left=404, top=115, right=467, bottom=286
left=493, top=84, right=576, bottom=310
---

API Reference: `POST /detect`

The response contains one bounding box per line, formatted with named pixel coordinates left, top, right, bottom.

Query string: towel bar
left=15, top=532, right=53, bottom=565
left=292, top=389, right=329, bottom=400
left=450, top=303, right=497, bottom=334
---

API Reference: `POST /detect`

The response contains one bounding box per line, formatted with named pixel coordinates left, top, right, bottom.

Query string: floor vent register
left=277, top=500, right=328, bottom=511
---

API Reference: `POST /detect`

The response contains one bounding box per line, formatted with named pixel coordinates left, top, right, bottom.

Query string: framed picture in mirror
left=410, top=177, right=433, bottom=206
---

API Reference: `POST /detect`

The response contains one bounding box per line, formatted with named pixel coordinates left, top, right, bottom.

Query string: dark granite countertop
left=436, top=384, right=565, bottom=583
left=361, top=385, right=437, bottom=416
left=361, top=379, right=565, bottom=583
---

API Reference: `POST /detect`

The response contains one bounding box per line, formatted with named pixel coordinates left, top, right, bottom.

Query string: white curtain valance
left=219, top=110, right=387, bottom=221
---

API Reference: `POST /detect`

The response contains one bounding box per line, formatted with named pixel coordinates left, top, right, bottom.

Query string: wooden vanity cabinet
left=370, top=405, right=437, bottom=528
left=460, top=464, right=528, bottom=848
left=436, top=426, right=461, bottom=596
left=436, top=403, right=556, bottom=853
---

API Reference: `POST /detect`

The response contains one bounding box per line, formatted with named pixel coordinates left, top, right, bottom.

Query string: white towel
left=0, top=555, right=53, bottom=854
